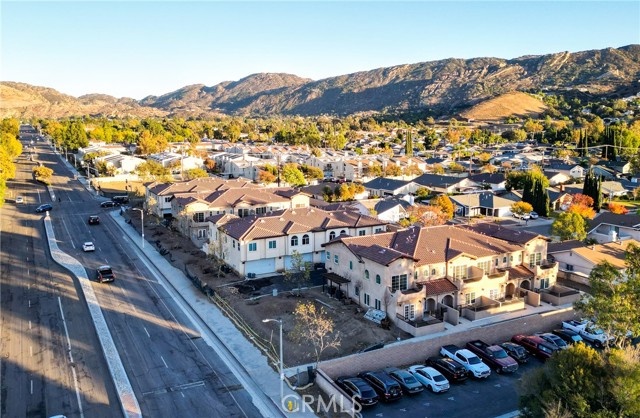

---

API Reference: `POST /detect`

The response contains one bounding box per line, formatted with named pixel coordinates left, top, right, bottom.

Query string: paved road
left=20, top=127, right=261, bottom=417
left=1, top=127, right=119, bottom=418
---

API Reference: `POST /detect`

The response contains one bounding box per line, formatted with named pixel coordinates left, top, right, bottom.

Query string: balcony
left=395, top=313, right=445, bottom=337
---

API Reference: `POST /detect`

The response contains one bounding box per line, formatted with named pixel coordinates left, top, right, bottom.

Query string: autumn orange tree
left=430, top=195, right=454, bottom=219
left=607, top=202, right=629, bottom=214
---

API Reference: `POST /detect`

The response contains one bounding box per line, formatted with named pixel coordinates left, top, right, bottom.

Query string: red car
left=511, top=335, right=558, bottom=360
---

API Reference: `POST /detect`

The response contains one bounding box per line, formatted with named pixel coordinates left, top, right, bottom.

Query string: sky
left=2, top=1, right=639, bottom=100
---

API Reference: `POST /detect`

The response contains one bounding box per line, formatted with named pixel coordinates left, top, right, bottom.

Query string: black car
left=335, top=377, right=379, bottom=407
left=552, top=329, right=584, bottom=345
left=35, top=203, right=53, bottom=213
left=100, top=201, right=116, bottom=208
left=357, top=371, right=403, bottom=402
left=384, top=368, right=424, bottom=395
left=425, top=357, right=468, bottom=383
left=499, top=342, right=530, bottom=364
left=96, top=265, right=115, bottom=283
left=88, top=216, right=100, bottom=225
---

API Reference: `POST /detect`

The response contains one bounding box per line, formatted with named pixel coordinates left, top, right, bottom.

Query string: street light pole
left=133, top=208, right=145, bottom=248
left=263, top=318, right=283, bottom=406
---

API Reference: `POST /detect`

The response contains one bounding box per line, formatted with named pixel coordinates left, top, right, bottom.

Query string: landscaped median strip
left=43, top=213, right=142, bottom=418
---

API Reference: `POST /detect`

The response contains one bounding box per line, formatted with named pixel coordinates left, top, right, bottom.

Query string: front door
left=404, top=304, right=415, bottom=321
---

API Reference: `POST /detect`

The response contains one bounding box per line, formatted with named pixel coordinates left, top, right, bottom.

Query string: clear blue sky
left=2, top=1, right=639, bottom=100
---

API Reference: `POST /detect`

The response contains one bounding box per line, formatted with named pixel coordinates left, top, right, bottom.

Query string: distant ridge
left=2, top=45, right=639, bottom=119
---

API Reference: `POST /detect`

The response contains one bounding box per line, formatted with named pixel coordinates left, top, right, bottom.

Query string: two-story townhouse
left=323, top=224, right=557, bottom=336
left=210, top=207, right=388, bottom=277
left=587, top=212, right=640, bottom=243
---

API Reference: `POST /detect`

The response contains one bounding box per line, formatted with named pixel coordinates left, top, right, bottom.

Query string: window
left=193, top=212, right=205, bottom=222
left=302, top=234, right=309, bottom=245
left=477, top=261, right=491, bottom=274
left=329, top=231, right=336, bottom=240
left=431, top=268, right=436, bottom=276
left=403, top=304, right=415, bottom=320
left=529, top=253, right=542, bottom=268
left=503, top=256, right=507, bottom=263
left=465, top=292, right=476, bottom=305
left=391, top=274, right=408, bottom=292
left=340, top=230, right=346, bottom=236
left=164, top=197, right=171, bottom=203
left=349, top=261, right=353, bottom=270
left=233, top=241, right=236, bottom=248
left=518, top=253, right=522, bottom=262
left=358, top=230, right=366, bottom=236
left=566, top=264, right=574, bottom=271
left=495, top=258, right=499, bottom=266
left=374, top=299, right=381, bottom=310
left=238, top=244, right=240, bottom=252
left=334, top=255, right=338, bottom=264
left=510, top=255, right=514, bottom=262
left=291, top=236, right=298, bottom=246
left=355, top=286, right=360, bottom=297
left=364, top=293, right=370, bottom=306
left=326, top=251, right=330, bottom=260
left=375, top=228, right=383, bottom=233
left=453, top=265, right=468, bottom=280
left=268, top=240, right=277, bottom=249
left=489, top=289, right=499, bottom=300
left=540, top=277, right=550, bottom=289
left=365, top=270, right=370, bottom=280
left=248, top=243, right=257, bottom=252
left=375, top=274, right=381, bottom=284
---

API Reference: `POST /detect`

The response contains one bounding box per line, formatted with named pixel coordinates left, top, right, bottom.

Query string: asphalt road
left=2, top=127, right=261, bottom=417
left=361, top=359, right=542, bottom=418
left=1, top=127, right=118, bottom=418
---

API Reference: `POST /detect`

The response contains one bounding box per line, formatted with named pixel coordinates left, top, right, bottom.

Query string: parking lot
left=361, top=359, right=543, bottom=418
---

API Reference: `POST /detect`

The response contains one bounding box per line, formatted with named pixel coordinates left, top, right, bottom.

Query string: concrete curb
left=109, top=212, right=313, bottom=417
left=43, top=213, right=141, bottom=418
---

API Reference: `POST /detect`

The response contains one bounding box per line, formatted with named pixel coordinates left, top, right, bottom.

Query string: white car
left=407, top=365, right=450, bottom=393
left=529, top=211, right=539, bottom=219
left=15, top=196, right=24, bottom=204
left=82, top=242, right=95, bottom=252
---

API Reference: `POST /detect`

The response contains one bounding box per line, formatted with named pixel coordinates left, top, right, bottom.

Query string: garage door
left=284, top=253, right=313, bottom=270
left=245, top=258, right=276, bottom=275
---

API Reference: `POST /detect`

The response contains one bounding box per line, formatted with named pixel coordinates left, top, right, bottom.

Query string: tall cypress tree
left=405, top=129, right=413, bottom=157
left=534, top=179, right=550, bottom=217
left=583, top=168, right=603, bottom=212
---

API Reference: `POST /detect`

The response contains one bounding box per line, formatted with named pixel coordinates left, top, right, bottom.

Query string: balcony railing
left=396, top=313, right=442, bottom=328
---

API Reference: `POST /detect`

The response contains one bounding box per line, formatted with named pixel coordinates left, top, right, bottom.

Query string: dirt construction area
left=125, top=210, right=411, bottom=368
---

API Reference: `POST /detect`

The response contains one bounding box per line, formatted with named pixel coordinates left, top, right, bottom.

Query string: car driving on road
left=82, top=242, right=95, bottom=252
left=36, top=203, right=53, bottom=213
left=88, top=215, right=100, bottom=225
left=100, top=201, right=116, bottom=208
left=96, top=266, right=115, bottom=283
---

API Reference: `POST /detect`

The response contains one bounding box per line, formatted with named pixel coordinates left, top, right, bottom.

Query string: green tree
left=284, top=250, right=312, bottom=295
left=583, top=168, right=602, bottom=212
left=183, top=168, right=208, bottom=180
left=511, top=201, right=534, bottom=218
left=257, top=170, right=277, bottom=184
left=405, top=129, right=413, bottom=156
left=281, top=163, right=306, bottom=186
left=551, top=212, right=587, bottom=241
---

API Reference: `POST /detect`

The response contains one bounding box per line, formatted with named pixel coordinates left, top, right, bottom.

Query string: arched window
left=329, top=231, right=336, bottom=240
left=291, top=236, right=298, bottom=246
left=375, top=274, right=381, bottom=284
left=340, top=230, right=346, bottom=236
left=365, top=270, right=370, bottom=280
left=302, top=234, right=310, bottom=245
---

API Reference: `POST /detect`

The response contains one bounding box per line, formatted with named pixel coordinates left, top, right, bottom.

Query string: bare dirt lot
left=125, top=210, right=411, bottom=368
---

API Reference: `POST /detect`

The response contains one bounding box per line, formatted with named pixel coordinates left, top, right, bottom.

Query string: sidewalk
left=110, top=211, right=317, bottom=417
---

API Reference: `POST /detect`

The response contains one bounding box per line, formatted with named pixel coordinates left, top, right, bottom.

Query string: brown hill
left=459, top=91, right=547, bottom=121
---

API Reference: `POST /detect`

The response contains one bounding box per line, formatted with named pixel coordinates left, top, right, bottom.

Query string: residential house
left=349, top=197, right=414, bottom=223
left=323, top=224, right=557, bottom=336
left=412, top=173, right=481, bottom=194
left=468, top=173, right=507, bottom=191
left=587, top=212, right=640, bottom=243
left=363, top=177, right=417, bottom=197
left=209, top=207, right=388, bottom=277
left=544, top=170, right=572, bottom=186
left=450, top=192, right=516, bottom=218
left=544, top=162, right=585, bottom=179
left=95, top=154, right=145, bottom=174
left=548, top=239, right=639, bottom=286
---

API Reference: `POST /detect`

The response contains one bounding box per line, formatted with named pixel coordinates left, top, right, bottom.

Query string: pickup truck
left=440, top=345, right=491, bottom=378
left=562, top=320, right=613, bottom=348
left=466, top=340, right=519, bottom=373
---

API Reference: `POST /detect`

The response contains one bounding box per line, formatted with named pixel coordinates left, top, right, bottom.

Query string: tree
left=300, top=164, right=324, bottom=180
left=135, top=160, right=170, bottom=179
left=293, top=302, right=341, bottom=365
left=551, top=212, right=587, bottom=241
left=571, top=193, right=594, bottom=207
left=415, top=187, right=430, bottom=200
left=384, top=163, right=402, bottom=177
left=430, top=163, right=445, bottom=174
left=430, top=195, right=454, bottom=219
left=407, top=205, right=449, bottom=226
left=567, top=203, right=596, bottom=220
left=257, top=169, right=276, bottom=184
left=583, top=169, right=602, bottom=212
left=575, top=244, right=640, bottom=346
left=183, top=168, right=208, bottom=180
left=607, top=202, right=629, bottom=214
left=281, top=163, right=306, bottom=186
left=511, top=201, right=533, bottom=218
left=284, top=250, right=312, bottom=295
left=33, top=166, right=54, bottom=184
left=207, top=230, right=229, bottom=279
left=519, top=343, right=640, bottom=418
left=203, top=157, right=216, bottom=172
left=405, top=129, right=413, bottom=156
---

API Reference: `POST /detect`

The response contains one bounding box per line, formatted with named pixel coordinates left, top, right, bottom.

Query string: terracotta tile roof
left=547, top=240, right=585, bottom=253
left=148, top=177, right=257, bottom=196
left=502, top=265, right=535, bottom=280
left=219, top=207, right=387, bottom=241
left=419, top=278, right=458, bottom=296
left=461, top=223, right=543, bottom=244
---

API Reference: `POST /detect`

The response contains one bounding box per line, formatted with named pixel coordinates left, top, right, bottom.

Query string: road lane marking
left=58, top=297, right=85, bottom=418
left=60, top=218, right=75, bottom=249
left=160, top=356, right=168, bottom=368
left=30, top=346, right=33, bottom=357
left=30, top=380, right=33, bottom=394
left=29, top=320, right=32, bottom=330
left=143, top=327, right=150, bottom=338
left=181, top=392, right=185, bottom=398
left=28, top=300, right=31, bottom=308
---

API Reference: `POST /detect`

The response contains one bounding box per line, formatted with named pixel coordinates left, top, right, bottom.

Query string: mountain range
left=2, top=45, right=639, bottom=119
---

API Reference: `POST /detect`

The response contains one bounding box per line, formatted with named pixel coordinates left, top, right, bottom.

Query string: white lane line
left=60, top=218, right=76, bottom=249
left=27, top=269, right=29, bottom=277
left=30, top=346, right=33, bottom=357
left=29, top=321, right=32, bottom=330
left=160, top=356, right=168, bottom=368
left=28, top=300, right=31, bottom=308
left=58, top=297, right=85, bottom=418
left=181, top=392, right=185, bottom=398
left=37, top=189, right=41, bottom=202
left=30, top=380, right=33, bottom=394
left=143, top=327, right=150, bottom=338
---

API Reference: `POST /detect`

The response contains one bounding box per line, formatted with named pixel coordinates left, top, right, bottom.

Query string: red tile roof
left=420, top=278, right=458, bottom=296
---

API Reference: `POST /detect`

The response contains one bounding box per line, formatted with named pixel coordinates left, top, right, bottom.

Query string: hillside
left=459, top=92, right=547, bottom=121
left=2, top=45, right=639, bottom=118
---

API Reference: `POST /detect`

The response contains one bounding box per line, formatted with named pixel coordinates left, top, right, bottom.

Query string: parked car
left=357, top=371, right=403, bottom=402
left=100, top=201, right=116, bottom=208
left=536, top=333, right=569, bottom=350
left=82, top=242, right=95, bottom=252
left=511, top=335, right=558, bottom=360
left=440, top=345, right=491, bottom=378
left=335, top=377, right=379, bottom=407
left=528, top=211, right=539, bottom=219
left=36, top=203, right=53, bottom=213
left=513, top=212, right=531, bottom=220
left=552, top=329, right=584, bottom=345
left=499, top=342, right=529, bottom=364
left=407, top=365, right=449, bottom=393
left=425, top=357, right=468, bottom=383
left=88, top=216, right=100, bottom=225
left=96, top=265, right=115, bottom=283
left=384, top=368, right=424, bottom=395
left=15, top=196, right=24, bottom=204
left=562, top=320, right=613, bottom=348
left=466, top=340, right=519, bottom=373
